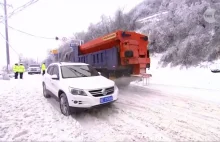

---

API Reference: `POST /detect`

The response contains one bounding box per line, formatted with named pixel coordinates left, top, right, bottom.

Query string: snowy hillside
left=134, top=0, right=220, bottom=67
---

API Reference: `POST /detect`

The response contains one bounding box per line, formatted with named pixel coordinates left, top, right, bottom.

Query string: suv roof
left=28, top=64, right=40, bottom=67
left=50, top=62, right=88, bottom=66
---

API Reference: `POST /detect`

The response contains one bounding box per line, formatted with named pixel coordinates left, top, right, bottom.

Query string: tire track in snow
left=116, top=85, right=220, bottom=141
left=117, top=102, right=220, bottom=141
left=71, top=103, right=173, bottom=141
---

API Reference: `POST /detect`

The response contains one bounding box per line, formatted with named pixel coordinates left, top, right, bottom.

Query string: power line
left=0, top=0, right=39, bottom=23
left=0, top=32, right=19, bottom=55
left=0, top=0, right=43, bottom=72
left=0, top=0, right=38, bottom=22
left=0, top=3, right=13, bottom=8
left=0, top=0, right=58, bottom=40
left=7, top=25, right=55, bottom=39
left=0, top=20, right=55, bottom=39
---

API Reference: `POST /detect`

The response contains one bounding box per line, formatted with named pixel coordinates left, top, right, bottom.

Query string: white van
left=28, top=64, right=41, bottom=74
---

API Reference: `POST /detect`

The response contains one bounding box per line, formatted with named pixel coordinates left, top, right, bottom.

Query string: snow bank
left=143, top=54, right=220, bottom=91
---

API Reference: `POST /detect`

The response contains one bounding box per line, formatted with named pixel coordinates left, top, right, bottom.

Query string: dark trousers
left=42, top=70, right=45, bottom=76
left=14, top=72, right=18, bottom=79
left=19, top=72, right=23, bottom=79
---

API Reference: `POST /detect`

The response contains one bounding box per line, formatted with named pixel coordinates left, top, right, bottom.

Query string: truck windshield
left=61, top=65, right=99, bottom=78
left=29, top=65, right=40, bottom=67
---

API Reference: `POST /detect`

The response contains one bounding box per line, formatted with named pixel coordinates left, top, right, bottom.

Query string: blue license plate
left=100, top=96, right=113, bottom=104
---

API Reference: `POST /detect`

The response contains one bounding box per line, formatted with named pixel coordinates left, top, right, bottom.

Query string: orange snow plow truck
left=70, top=30, right=151, bottom=86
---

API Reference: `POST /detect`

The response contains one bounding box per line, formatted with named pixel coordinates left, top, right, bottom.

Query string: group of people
left=12, top=63, right=46, bottom=79
left=13, top=63, right=25, bottom=79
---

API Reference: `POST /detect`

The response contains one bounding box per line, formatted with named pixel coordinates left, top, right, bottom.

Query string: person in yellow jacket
left=41, top=63, right=46, bottom=75
left=13, top=63, right=19, bottom=79
left=18, top=63, right=25, bottom=79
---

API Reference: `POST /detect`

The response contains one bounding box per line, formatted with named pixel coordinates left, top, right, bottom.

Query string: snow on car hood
left=64, top=76, right=115, bottom=90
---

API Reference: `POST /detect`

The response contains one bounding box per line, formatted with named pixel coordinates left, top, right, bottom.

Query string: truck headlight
left=68, top=87, right=87, bottom=96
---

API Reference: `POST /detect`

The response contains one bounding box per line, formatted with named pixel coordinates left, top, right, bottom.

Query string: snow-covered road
left=0, top=74, right=220, bottom=141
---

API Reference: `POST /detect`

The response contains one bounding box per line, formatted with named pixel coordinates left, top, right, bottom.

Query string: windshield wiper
left=69, top=68, right=88, bottom=77
left=63, top=67, right=81, bottom=77
left=79, top=68, right=90, bottom=73
left=80, top=68, right=98, bottom=76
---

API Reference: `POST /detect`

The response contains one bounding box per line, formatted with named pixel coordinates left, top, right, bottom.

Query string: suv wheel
left=59, top=93, right=71, bottom=116
left=43, top=83, right=50, bottom=98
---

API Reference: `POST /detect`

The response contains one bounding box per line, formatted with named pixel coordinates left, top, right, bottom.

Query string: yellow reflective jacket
left=41, top=64, right=46, bottom=70
left=18, top=65, right=25, bottom=73
left=13, top=65, right=19, bottom=73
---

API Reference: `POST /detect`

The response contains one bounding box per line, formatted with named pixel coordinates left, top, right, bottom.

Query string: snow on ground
left=117, top=86, right=220, bottom=141
left=0, top=75, right=84, bottom=141
left=1, top=72, right=220, bottom=141
left=145, top=54, right=220, bottom=91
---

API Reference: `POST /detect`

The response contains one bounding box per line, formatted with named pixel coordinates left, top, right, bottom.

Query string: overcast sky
left=0, top=0, right=143, bottom=67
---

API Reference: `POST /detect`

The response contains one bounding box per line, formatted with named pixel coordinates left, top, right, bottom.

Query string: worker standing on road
left=13, top=63, right=19, bottom=79
left=41, top=63, right=46, bottom=76
left=18, top=63, right=25, bottom=79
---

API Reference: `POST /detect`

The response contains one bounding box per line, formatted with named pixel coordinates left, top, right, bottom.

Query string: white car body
left=28, top=64, right=41, bottom=74
left=42, top=62, right=118, bottom=109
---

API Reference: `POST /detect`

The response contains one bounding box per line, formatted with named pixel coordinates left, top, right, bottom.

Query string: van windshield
left=60, top=65, right=99, bottom=78
left=29, top=65, right=40, bottom=67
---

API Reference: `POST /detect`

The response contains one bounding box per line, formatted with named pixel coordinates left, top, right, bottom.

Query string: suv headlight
left=68, top=87, right=87, bottom=96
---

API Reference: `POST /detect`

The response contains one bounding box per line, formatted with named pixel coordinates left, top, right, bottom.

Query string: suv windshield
left=61, top=65, right=99, bottom=78
left=29, top=65, right=40, bottom=67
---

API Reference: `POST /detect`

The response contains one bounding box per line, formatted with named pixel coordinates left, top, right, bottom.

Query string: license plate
left=100, top=96, right=113, bottom=104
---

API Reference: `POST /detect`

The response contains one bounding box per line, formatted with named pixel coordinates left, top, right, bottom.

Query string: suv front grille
left=89, top=86, right=114, bottom=97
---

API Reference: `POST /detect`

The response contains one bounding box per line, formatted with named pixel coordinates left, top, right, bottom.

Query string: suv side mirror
left=98, top=72, right=101, bottom=75
left=51, top=74, right=58, bottom=79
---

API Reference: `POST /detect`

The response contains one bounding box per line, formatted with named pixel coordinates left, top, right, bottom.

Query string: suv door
left=50, top=65, right=60, bottom=97
left=44, top=65, right=54, bottom=92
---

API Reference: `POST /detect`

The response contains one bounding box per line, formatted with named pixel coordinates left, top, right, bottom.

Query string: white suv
left=42, top=62, right=119, bottom=116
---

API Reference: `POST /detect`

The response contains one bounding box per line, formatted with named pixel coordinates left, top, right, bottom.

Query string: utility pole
left=4, top=0, right=10, bottom=73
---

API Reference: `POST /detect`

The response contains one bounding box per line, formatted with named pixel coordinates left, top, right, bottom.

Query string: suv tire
left=59, top=93, right=71, bottom=116
left=43, top=83, right=51, bottom=98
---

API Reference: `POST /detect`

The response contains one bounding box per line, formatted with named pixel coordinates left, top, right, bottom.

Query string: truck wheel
left=43, top=83, right=51, bottom=98
left=59, top=93, right=71, bottom=116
